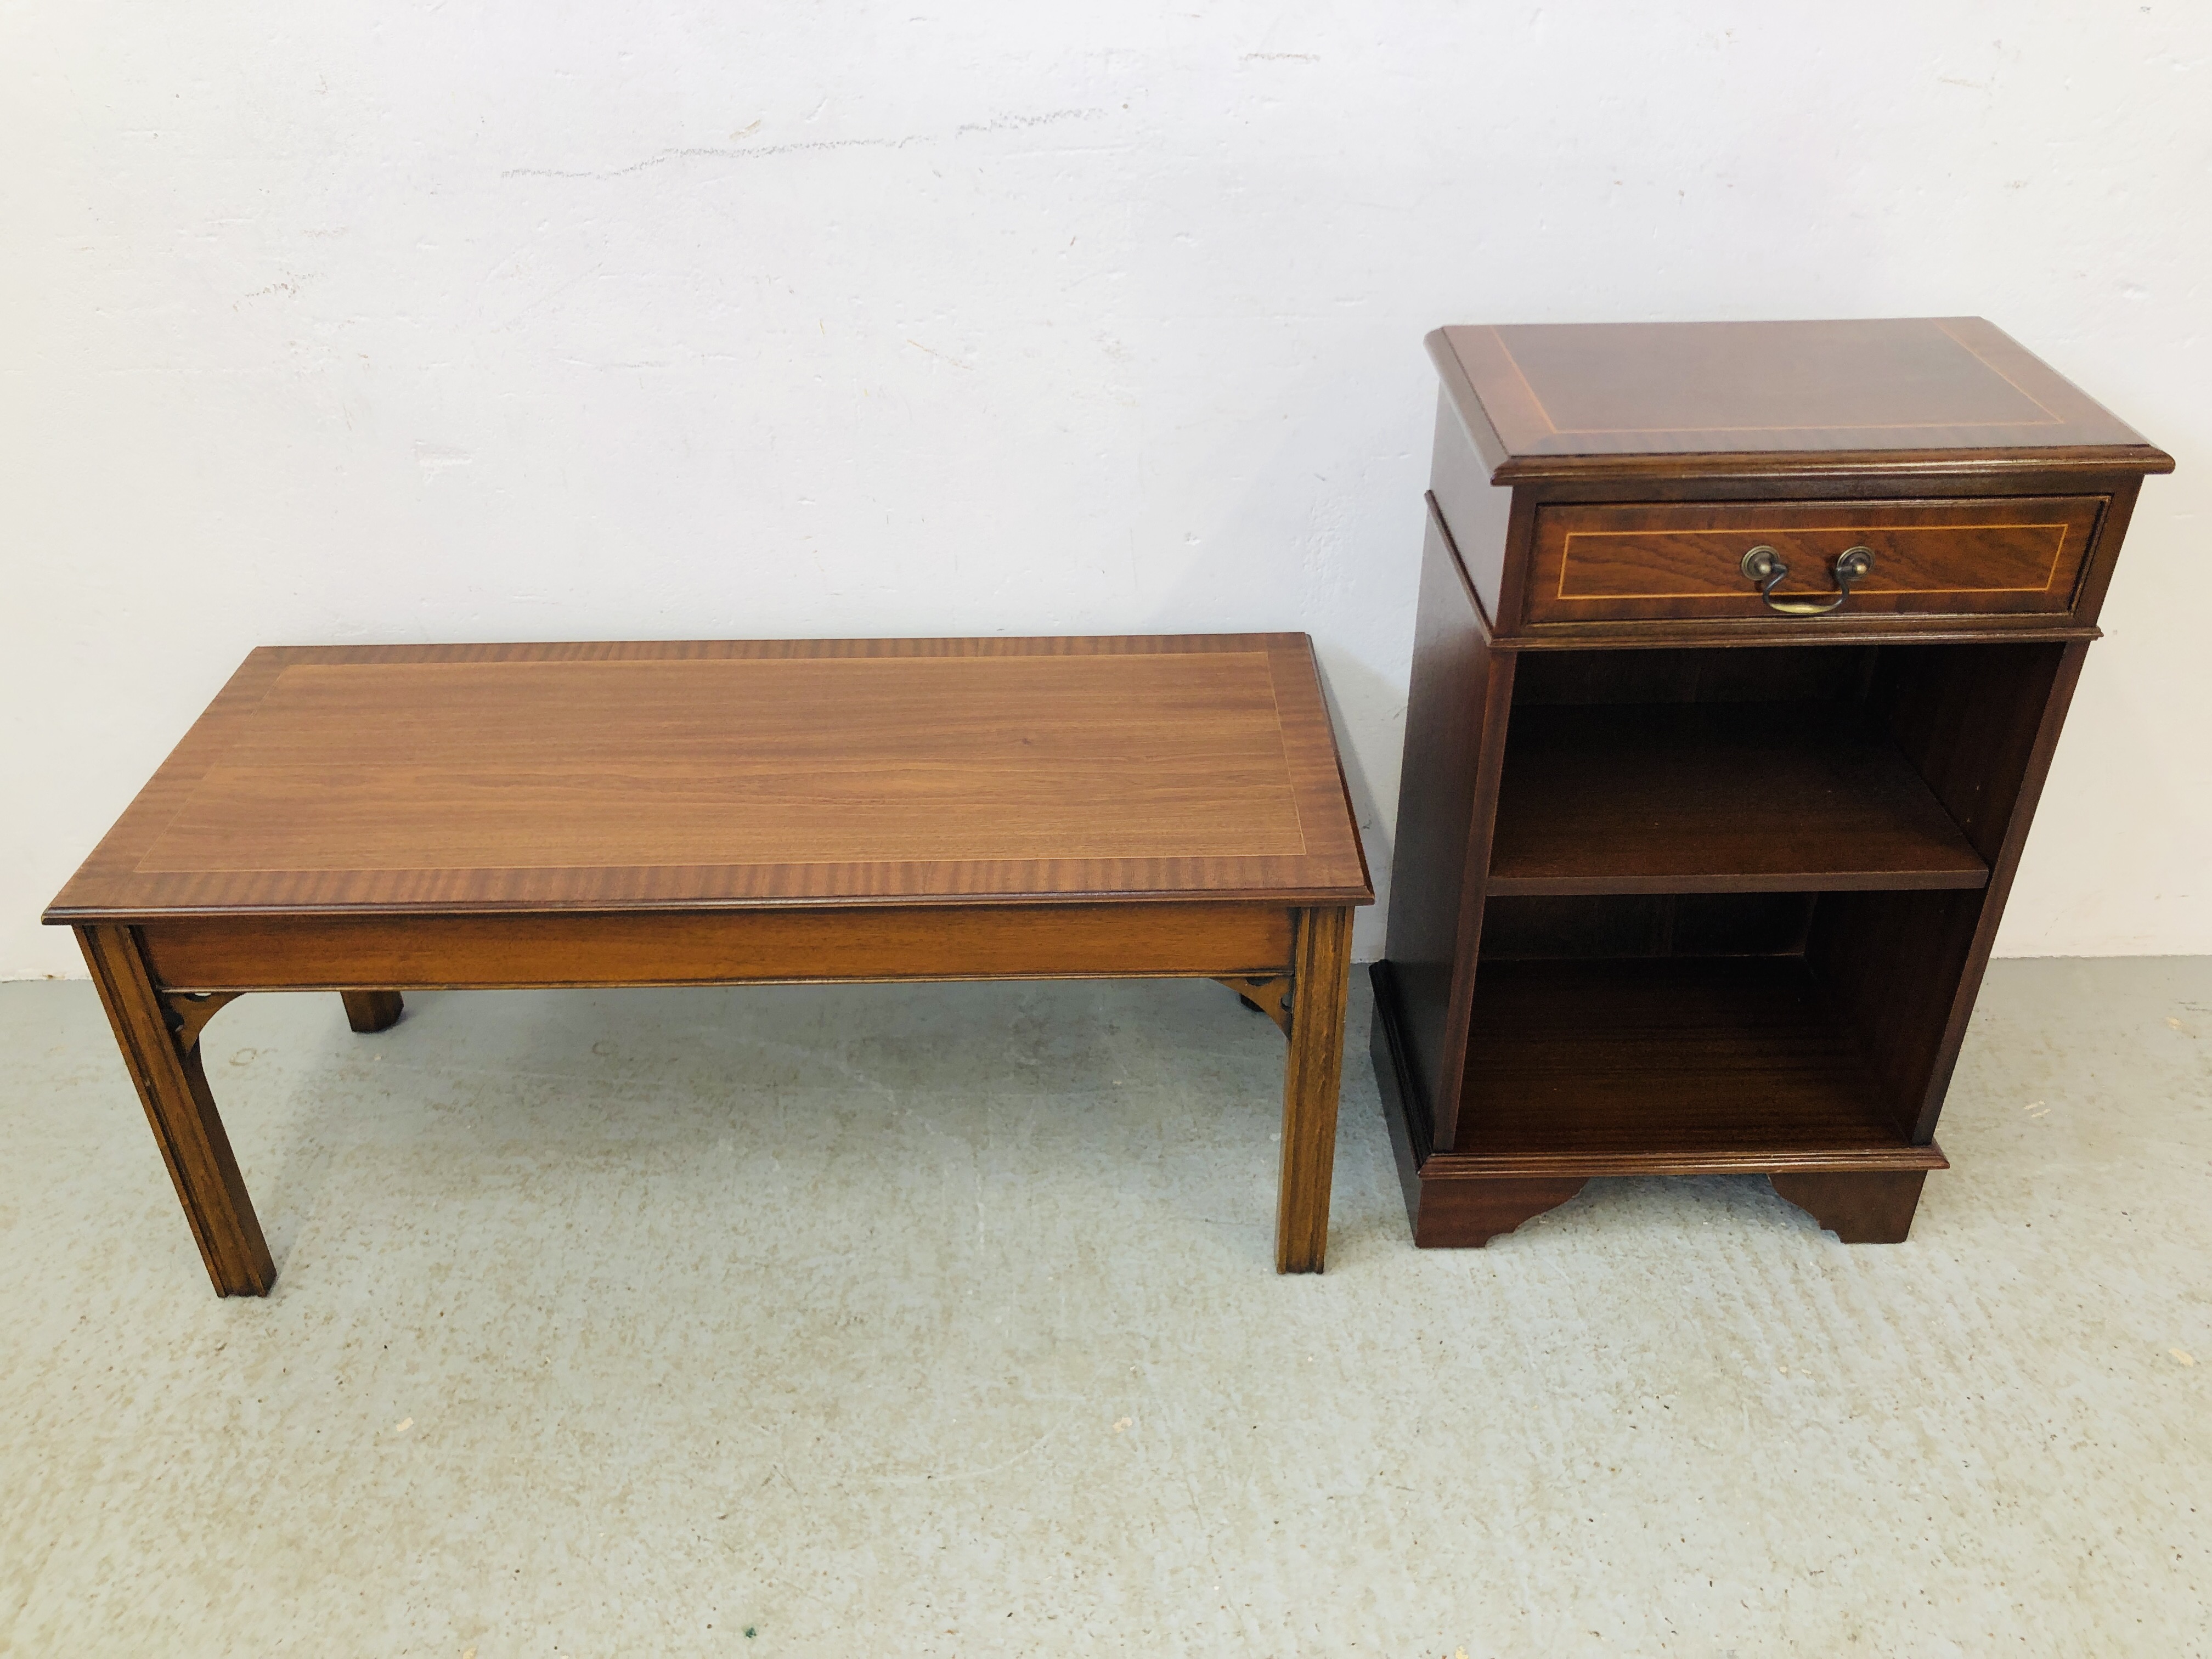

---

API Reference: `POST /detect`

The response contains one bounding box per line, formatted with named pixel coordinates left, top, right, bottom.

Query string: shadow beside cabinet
left=1375, top=318, right=2171, bottom=1248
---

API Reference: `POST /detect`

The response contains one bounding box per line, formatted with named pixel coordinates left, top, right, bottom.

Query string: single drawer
left=1525, top=496, right=2106, bottom=625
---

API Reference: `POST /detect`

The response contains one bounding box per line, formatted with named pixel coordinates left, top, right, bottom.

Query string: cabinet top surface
left=46, top=636, right=1372, bottom=920
left=1432, top=317, right=2171, bottom=481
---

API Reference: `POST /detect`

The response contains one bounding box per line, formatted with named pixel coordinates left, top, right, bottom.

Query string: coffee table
left=46, top=636, right=1372, bottom=1293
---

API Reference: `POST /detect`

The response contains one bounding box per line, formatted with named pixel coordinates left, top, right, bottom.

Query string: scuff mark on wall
left=504, top=107, right=1109, bottom=182
left=414, top=443, right=473, bottom=481
left=235, top=274, right=317, bottom=307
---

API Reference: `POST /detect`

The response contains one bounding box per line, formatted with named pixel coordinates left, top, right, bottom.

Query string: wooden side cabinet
left=1371, top=318, right=2172, bottom=1246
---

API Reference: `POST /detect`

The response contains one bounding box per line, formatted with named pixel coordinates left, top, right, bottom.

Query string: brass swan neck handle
left=1741, top=545, right=1874, bottom=616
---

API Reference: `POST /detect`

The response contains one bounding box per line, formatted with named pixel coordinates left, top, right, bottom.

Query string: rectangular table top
left=47, top=635, right=1372, bottom=920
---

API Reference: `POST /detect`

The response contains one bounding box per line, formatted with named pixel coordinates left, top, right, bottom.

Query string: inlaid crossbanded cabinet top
left=1431, top=317, right=2175, bottom=481
left=47, top=636, right=1373, bottom=918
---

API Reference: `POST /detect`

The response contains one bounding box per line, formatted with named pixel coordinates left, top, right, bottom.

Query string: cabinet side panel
left=1427, top=391, right=1515, bottom=624
left=1808, top=888, right=1985, bottom=1139
left=1814, top=640, right=2081, bottom=1140
left=1904, top=639, right=2088, bottom=1139
left=1384, top=507, right=1511, bottom=1151
left=1882, top=642, right=2069, bottom=863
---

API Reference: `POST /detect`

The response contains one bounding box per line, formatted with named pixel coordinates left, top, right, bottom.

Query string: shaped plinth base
left=1770, top=1169, right=1929, bottom=1243
left=1410, top=1175, right=1592, bottom=1248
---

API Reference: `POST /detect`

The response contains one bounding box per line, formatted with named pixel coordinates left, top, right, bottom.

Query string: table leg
left=1276, top=905, right=1354, bottom=1273
left=340, top=990, right=405, bottom=1032
left=76, top=925, right=275, bottom=1297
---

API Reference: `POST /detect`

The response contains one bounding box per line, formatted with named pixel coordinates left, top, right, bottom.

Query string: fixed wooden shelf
left=1488, top=703, right=1990, bottom=895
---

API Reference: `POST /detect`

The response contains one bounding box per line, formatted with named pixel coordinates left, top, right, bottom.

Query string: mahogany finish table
left=46, top=635, right=1372, bottom=1293
left=1373, top=318, right=2171, bottom=1248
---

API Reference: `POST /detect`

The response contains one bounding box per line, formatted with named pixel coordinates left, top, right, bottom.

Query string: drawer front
left=1526, top=497, right=2106, bottom=625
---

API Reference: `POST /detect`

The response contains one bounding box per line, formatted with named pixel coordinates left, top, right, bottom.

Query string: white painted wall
left=4, top=1, right=2206, bottom=977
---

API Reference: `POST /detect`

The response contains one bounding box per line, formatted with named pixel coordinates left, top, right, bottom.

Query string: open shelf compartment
left=1488, top=702, right=1988, bottom=894
left=1455, top=888, right=1963, bottom=1177
left=1456, top=954, right=1944, bottom=1175
left=1487, top=643, right=2004, bottom=895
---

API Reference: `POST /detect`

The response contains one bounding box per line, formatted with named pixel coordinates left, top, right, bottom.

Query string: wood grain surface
left=1429, top=317, right=2175, bottom=482
left=1526, top=496, right=2103, bottom=624
left=338, top=990, right=405, bottom=1032
left=47, top=636, right=1371, bottom=919
left=1380, top=505, right=1517, bottom=1156
left=1769, top=1170, right=1932, bottom=1244
left=1362, top=960, right=1938, bottom=1186
left=1402, top=1176, right=1593, bottom=1249
left=136, top=902, right=1299, bottom=991
left=1275, top=905, right=1355, bottom=1273
left=1420, top=446, right=2123, bottom=652
left=1487, top=703, right=1991, bottom=894
left=77, top=924, right=275, bottom=1295
left=1452, top=957, right=1942, bottom=1168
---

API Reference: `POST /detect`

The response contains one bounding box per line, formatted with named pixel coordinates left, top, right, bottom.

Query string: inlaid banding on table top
left=48, top=635, right=1372, bottom=918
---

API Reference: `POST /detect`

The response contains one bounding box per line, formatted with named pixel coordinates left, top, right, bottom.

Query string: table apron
left=135, top=903, right=1301, bottom=992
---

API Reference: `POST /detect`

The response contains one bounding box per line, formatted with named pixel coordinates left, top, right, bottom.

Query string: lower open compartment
left=1459, top=889, right=1966, bottom=1171
left=1370, top=887, right=1965, bottom=1248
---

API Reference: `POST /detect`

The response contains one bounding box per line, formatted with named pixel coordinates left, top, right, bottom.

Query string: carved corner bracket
left=1213, top=974, right=1292, bottom=1037
left=161, top=990, right=243, bottom=1056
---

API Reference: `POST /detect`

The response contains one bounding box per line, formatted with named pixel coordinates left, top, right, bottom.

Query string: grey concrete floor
left=2, top=960, right=2208, bottom=1656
